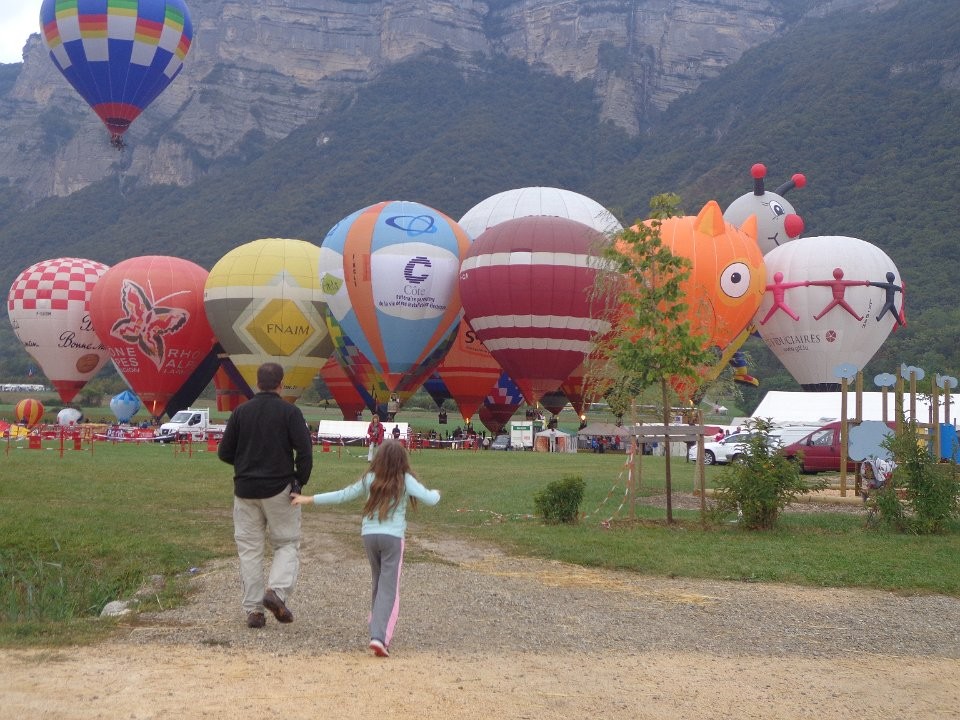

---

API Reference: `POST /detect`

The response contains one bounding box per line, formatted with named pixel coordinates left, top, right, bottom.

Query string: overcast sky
left=0, top=1, right=43, bottom=64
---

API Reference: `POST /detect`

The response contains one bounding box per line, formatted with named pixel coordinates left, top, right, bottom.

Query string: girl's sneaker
left=369, top=639, right=389, bottom=657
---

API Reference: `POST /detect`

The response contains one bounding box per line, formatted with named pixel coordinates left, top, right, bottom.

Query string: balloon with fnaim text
left=204, top=238, right=334, bottom=404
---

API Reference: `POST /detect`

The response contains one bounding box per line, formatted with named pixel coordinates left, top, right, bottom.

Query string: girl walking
left=291, top=439, right=440, bottom=657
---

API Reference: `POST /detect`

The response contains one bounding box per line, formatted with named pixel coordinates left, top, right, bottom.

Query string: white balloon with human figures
left=754, top=235, right=904, bottom=391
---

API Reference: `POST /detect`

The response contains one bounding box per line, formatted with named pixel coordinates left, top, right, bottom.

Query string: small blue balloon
left=110, top=390, right=142, bottom=423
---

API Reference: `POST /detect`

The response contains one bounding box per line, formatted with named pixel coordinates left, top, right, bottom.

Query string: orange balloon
left=623, top=201, right=765, bottom=400
left=436, top=322, right=502, bottom=421
left=319, top=357, right=368, bottom=420
left=213, top=366, right=249, bottom=412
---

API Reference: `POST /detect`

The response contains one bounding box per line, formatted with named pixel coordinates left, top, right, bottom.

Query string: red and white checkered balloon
left=7, top=257, right=111, bottom=403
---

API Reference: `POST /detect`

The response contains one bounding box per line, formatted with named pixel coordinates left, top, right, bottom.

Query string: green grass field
left=1, top=434, right=958, bottom=646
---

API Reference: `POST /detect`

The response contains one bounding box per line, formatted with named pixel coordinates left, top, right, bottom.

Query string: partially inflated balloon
left=16, top=399, right=45, bottom=428
left=109, top=389, right=141, bottom=423
left=8, top=257, right=111, bottom=403
left=90, top=256, right=216, bottom=417
left=40, top=0, right=193, bottom=146
left=459, top=216, right=610, bottom=405
left=205, top=239, right=334, bottom=403
left=57, top=407, right=82, bottom=426
left=319, top=201, right=469, bottom=392
left=754, top=236, right=903, bottom=391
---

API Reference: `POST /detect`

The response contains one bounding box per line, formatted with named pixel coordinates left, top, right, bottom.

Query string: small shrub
left=870, top=421, right=960, bottom=533
left=534, top=476, right=586, bottom=524
left=710, top=418, right=826, bottom=530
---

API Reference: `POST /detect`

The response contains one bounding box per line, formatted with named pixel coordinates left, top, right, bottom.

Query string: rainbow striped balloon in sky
left=39, top=0, right=192, bottom=146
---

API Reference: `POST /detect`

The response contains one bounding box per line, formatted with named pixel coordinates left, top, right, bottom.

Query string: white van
left=772, top=425, right=824, bottom=447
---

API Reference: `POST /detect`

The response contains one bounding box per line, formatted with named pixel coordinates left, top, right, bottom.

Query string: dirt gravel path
left=2, top=510, right=958, bottom=719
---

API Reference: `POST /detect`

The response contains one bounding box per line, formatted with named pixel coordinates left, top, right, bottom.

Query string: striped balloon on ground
left=458, top=186, right=623, bottom=240
left=459, top=216, right=610, bottom=405
left=15, top=399, right=45, bottom=429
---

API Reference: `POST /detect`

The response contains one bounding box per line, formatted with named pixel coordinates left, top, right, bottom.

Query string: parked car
left=781, top=421, right=895, bottom=473
left=688, top=425, right=820, bottom=465
left=488, top=434, right=511, bottom=450
left=688, top=431, right=761, bottom=465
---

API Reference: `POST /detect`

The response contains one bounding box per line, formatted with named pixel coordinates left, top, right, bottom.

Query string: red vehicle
left=782, top=421, right=895, bottom=473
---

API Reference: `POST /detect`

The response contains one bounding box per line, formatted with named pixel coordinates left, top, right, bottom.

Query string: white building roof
left=751, top=391, right=957, bottom=425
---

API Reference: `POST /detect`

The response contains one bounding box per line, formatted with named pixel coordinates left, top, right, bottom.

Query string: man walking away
left=218, top=362, right=314, bottom=629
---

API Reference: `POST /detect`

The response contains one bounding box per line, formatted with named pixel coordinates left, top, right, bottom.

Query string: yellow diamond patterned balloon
left=204, top=239, right=333, bottom=403
left=247, top=299, right=315, bottom=356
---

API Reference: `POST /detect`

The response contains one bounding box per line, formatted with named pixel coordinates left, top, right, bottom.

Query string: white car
left=689, top=431, right=760, bottom=465
left=689, top=425, right=820, bottom=465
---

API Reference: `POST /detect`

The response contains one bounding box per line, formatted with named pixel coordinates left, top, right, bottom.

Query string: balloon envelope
left=458, top=186, right=623, bottom=239
left=435, top=321, right=502, bottom=421
left=478, top=372, right=523, bottom=435
left=754, top=236, right=903, bottom=390
left=90, top=256, right=216, bottom=417
left=318, top=201, right=469, bottom=391
left=205, top=239, right=334, bottom=403
left=646, top=200, right=766, bottom=356
left=627, top=201, right=766, bottom=401
left=8, top=257, right=111, bottom=403
left=459, top=216, right=610, bottom=404
left=57, top=407, right=82, bottom=426
left=212, top=365, right=248, bottom=412
left=422, top=373, right=452, bottom=410
left=539, top=390, right=568, bottom=416
left=39, top=0, right=193, bottom=143
left=15, top=399, right=45, bottom=428
left=109, top=389, right=141, bottom=423
left=319, top=357, right=368, bottom=420
left=723, top=164, right=806, bottom=256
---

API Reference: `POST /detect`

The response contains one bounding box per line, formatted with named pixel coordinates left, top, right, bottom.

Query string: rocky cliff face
left=0, top=0, right=884, bottom=199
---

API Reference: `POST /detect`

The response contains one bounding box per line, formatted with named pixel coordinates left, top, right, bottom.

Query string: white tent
left=751, top=391, right=956, bottom=426
left=316, top=420, right=409, bottom=442
left=534, top=429, right=576, bottom=453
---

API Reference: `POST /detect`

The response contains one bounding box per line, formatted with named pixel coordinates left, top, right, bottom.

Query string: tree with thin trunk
left=597, top=194, right=713, bottom=523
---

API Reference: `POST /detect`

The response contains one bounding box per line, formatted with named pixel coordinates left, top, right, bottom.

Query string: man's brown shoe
left=263, top=589, right=293, bottom=623
left=247, top=611, right=266, bottom=629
